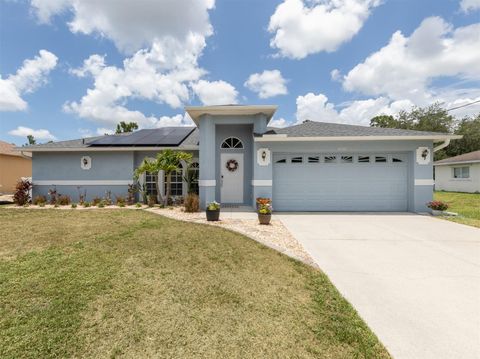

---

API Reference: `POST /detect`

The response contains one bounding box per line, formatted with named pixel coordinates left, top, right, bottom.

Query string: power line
left=446, top=99, right=480, bottom=112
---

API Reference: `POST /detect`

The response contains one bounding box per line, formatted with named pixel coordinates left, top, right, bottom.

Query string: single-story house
left=22, top=105, right=461, bottom=212
left=0, top=140, right=32, bottom=194
left=434, top=150, right=480, bottom=193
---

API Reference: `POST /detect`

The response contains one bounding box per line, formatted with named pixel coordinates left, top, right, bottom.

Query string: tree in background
left=115, top=121, right=138, bottom=134
left=370, top=103, right=454, bottom=133
left=446, top=114, right=480, bottom=157
left=370, top=103, right=478, bottom=159
left=26, top=135, right=36, bottom=145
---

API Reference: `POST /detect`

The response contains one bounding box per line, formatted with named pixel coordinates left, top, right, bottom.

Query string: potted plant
left=206, top=201, right=220, bottom=221
left=427, top=200, right=449, bottom=216
left=258, top=203, right=272, bottom=225
left=256, top=197, right=271, bottom=210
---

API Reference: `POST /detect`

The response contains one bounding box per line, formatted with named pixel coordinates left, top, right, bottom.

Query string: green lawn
left=0, top=209, right=389, bottom=358
left=434, top=191, right=480, bottom=228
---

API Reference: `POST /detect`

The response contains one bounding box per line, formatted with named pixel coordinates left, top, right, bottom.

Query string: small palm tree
left=158, top=150, right=192, bottom=206
left=134, top=150, right=192, bottom=206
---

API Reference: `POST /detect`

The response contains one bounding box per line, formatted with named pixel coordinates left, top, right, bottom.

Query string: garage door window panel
left=375, top=156, right=387, bottom=163
left=291, top=156, right=303, bottom=163
left=358, top=155, right=371, bottom=163
left=324, top=155, right=337, bottom=163
left=341, top=155, right=353, bottom=163
left=308, top=156, right=320, bottom=163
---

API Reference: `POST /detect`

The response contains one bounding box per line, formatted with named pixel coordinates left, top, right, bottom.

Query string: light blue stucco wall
left=198, top=114, right=267, bottom=208
left=32, top=151, right=135, bottom=201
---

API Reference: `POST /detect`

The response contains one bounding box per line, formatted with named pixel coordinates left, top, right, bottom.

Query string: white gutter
left=433, top=139, right=450, bottom=152
left=434, top=160, right=480, bottom=166
left=15, top=146, right=199, bottom=152
left=254, top=135, right=462, bottom=142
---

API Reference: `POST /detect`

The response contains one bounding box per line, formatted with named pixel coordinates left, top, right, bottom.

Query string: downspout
left=433, top=139, right=450, bottom=152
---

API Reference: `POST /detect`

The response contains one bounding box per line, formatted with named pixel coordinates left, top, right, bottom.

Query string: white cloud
left=244, top=70, right=287, bottom=99
left=460, top=0, right=480, bottom=12
left=0, top=50, right=58, bottom=111
left=269, top=117, right=289, bottom=128
left=295, top=92, right=415, bottom=126
left=268, top=0, right=381, bottom=59
left=8, top=126, right=56, bottom=140
left=191, top=79, right=238, bottom=105
left=95, top=128, right=114, bottom=136
left=30, top=0, right=215, bottom=54
left=64, top=36, right=209, bottom=126
left=342, top=17, right=480, bottom=104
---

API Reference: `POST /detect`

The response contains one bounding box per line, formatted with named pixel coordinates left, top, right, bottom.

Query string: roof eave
left=254, top=134, right=462, bottom=142
left=434, top=160, right=480, bottom=166
left=17, top=145, right=200, bottom=152
left=185, top=105, right=278, bottom=126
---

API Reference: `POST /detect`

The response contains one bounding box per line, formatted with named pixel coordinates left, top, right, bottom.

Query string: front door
left=220, top=153, right=244, bottom=203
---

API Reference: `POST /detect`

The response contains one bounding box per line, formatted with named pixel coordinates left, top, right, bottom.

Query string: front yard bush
left=58, top=195, right=71, bottom=206
left=184, top=193, right=200, bottom=212
left=32, top=195, right=47, bottom=205
left=13, top=179, right=31, bottom=206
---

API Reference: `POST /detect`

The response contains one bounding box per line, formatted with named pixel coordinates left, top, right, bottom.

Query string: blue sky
left=1, top=0, right=479, bottom=145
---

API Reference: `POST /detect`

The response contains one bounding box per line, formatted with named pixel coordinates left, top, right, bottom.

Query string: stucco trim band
left=251, top=180, right=273, bottom=186
left=33, top=180, right=133, bottom=185
left=199, top=180, right=216, bottom=187
left=414, top=179, right=435, bottom=186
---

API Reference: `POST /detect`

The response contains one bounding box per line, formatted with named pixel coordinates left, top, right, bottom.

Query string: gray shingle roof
left=20, top=128, right=198, bottom=150
left=272, top=121, right=451, bottom=137
left=434, top=150, right=480, bottom=164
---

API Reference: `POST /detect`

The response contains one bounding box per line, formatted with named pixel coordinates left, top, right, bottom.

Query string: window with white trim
left=145, top=171, right=158, bottom=197
left=165, top=164, right=183, bottom=196
left=221, top=137, right=243, bottom=149
left=453, top=167, right=469, bottom=179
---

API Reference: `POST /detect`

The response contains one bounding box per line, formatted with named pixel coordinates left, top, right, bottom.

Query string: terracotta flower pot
left=258, top=213, right=271, bottom=225
left=206, top=209, right=220, bottom=221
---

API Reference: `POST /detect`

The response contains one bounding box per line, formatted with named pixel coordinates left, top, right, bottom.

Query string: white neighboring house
left=434, top=150, right=480, bottom=193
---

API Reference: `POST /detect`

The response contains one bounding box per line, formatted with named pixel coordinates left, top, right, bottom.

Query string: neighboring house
left=21, top=105, right=460, bottom=212
left=434, top=150, right=480, bottom=193
left=0, top=140, right=32, bottom=194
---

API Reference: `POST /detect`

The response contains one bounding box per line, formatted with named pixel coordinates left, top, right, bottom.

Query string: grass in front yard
left=434, top=191, right=480, bottom=228
left=0, top=209, right=390, bottom=358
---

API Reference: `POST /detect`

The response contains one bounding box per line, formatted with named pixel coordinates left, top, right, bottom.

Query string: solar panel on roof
left=88, top=127, right=195, bottom=147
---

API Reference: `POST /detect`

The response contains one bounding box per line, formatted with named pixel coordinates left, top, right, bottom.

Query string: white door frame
left=220, top=153, right=244, bottom=203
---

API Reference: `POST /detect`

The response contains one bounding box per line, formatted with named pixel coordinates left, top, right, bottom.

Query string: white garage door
left=273, top=153, right=408, bottom=211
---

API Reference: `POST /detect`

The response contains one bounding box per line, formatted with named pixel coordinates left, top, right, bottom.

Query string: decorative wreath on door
left=226, top=159, right=239, bottom=172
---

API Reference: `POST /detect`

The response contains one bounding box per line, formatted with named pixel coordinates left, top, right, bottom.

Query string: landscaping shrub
left=32, top=195, right=47, bottom=205
left=148, top=195, right=156, bottom=207
left=115, top=195, right=126, bottom=206
left=427, top=200, right=449, bottom=211
left=184, top=194, right=200, bottom=213
left=39, top=202, right=45, bottom=207
left=77, top=187, right=87, bottom=204
left=83, top=202, right=91, bottom=208
left=48, top=187, right=58, bottom=205
left=135, top=203, right=142, bottom=208
left=103, top=191, right=112, bottom=205
left=13, top=179, right=32, bottom=206
left=91, top=196, right=102, bottom=206
left=71, top=203, right=77, bottom=208
left=127, top=184, right=137, bottom=205
left=58, top=195, right=71, bottom=206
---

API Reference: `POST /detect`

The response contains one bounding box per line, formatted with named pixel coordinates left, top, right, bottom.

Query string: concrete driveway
left=276, top=213, right=480, bottom=359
